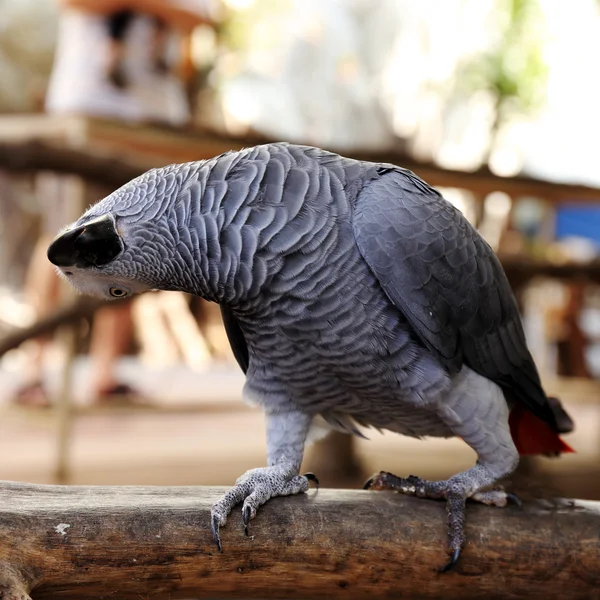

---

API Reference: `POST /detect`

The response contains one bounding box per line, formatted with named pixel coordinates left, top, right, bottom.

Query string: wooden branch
left=0, top=482, right=597, bottom=599
left=0, top=298, right=129, bottom=358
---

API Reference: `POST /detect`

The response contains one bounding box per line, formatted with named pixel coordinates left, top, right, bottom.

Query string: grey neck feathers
left=142, top=144, right=377, bottom=309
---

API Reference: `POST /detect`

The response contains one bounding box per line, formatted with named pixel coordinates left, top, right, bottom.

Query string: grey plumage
left=47, top=142, right=574, bottom=569
left=353, top=167, right=563, bottom=430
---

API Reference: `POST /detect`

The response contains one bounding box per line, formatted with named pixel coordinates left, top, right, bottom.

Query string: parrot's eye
left=109, top=287, right=128, bottom=298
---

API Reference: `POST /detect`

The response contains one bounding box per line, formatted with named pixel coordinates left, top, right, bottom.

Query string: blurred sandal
left=12, top=381, right=52, bottom=409
left=93, top=383, right=154, bottom=408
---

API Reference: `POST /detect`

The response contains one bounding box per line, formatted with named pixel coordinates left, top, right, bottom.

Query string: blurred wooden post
left=53, top=325, right=78, bottom=484
left=304, top=431, right=365, bottom=487
left=557, top=281, right=590, bottom=378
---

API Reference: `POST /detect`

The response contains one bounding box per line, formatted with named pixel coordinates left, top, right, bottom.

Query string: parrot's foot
left=211, top=465, right=318, bottom=552
left=363, top=471, right=520, bottom=572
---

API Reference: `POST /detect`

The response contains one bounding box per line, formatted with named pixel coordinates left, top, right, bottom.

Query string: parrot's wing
left=353, top=166, right=566, bottom=432
left=220, top=305, right=249, bottom=374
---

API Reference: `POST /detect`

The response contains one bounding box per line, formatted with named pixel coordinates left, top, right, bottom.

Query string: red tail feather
left=509, top=405, right=575, bottom=456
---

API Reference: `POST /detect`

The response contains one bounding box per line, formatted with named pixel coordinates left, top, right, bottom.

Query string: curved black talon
left=506, top=492, right=522, bottom=508
left=211, top=514, right=223, bottom=553
left=243, top=504, right=251, bottom=536
left=303, top=472, right=320, bottom=489
left=438, top=548, right=461, bottom=573
left=362, top=474, right=377, bottom=490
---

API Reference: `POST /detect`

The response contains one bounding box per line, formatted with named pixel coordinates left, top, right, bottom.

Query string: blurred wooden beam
left=0, top=481, right=597, bottom=599
left=157, top=291, right=213, bottom=368
left=2, top=121, right=600, bottom=202
left=501, top=257, right=600, bottom=283
left=0, top=140, right=144, bottom=188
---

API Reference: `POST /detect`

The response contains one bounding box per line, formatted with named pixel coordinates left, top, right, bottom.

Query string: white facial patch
left=55, top=267, right=150, bottom=300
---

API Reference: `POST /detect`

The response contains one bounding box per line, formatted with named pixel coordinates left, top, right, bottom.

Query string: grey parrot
left=47, top=143, right=574, bottom=571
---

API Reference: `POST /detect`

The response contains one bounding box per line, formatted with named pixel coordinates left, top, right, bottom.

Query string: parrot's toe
left=362, top=471, right=444, bottom=498
left=363, top=471, right=523, bottom=573
left=505, top=492, right=522, bottom=508
left=211, top=512, right=225, bottom=553
left=442, top=493, right=467, bottom=572
left=242, top=504, right=252, bottom=536
left=303, top=472, right=320, bottom=489
left=363, top=471, right=467, bottom=571
left=439, top=548, right=461, bottom=573
left=210, top=466, right=317, bottom=551
left=364, top=470, right=523, bottom=572
left=363, top=471, right=404, bottom=492
left=470, top=488, right=522, bottom=508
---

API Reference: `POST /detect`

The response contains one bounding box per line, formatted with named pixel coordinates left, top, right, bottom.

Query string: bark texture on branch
left=0, top=481, right=597, bottom=599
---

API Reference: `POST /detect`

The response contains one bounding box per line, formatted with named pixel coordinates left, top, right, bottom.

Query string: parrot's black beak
left=47, top=214, right=123, bottom=268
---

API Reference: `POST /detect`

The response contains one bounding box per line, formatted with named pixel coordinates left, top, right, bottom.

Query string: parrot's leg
left=364, top=381, right=519, bottom=572
left=210, top=410, right=317, bottom=552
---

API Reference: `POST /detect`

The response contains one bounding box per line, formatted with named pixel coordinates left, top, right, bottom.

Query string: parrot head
left=46, top=212, right=152, bottom=300
left=47, top=163, right=206, bottom=301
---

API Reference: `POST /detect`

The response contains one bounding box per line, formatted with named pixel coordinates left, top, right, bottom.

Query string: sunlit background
left=0, top=0, right=599, bottom=502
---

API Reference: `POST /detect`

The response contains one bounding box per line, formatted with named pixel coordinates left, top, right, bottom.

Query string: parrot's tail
left=508, top=402, right=575, bottom=456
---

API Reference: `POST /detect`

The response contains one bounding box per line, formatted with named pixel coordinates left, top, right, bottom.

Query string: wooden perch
left=0, top=482, right=597, bottom=599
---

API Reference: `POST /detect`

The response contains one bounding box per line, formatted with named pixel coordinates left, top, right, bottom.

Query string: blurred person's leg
left=105, top=10, right=134, bottom=89
left=150, top=16, right=169, bottom=74
left=88, top=301, right=140, bottom=403
left=13, top=172, right=78, bottom=407
left=14, top=174, right=143, bottom=407
left=14, top=235, right=62, bottom=406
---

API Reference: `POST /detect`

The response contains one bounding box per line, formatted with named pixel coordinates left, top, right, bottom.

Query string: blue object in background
left=555, top=204, right=600, bottom=246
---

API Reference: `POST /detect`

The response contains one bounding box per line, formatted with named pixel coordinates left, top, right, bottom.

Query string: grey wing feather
left=220, top=305, right=249, bottom=374
left=353, top=166, right=571, bottom=433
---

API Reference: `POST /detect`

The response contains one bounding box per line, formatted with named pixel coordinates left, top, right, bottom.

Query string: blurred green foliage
left=457, top=0, right=548, bottom=126
left=217, top=0, right=292, bottom=51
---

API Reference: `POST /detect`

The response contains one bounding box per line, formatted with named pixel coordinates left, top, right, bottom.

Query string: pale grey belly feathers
left=240, top=252, right=456, bottom=440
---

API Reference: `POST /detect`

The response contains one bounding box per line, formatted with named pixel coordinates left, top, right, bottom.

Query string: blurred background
left=0, top=0, right=599, bottom=501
